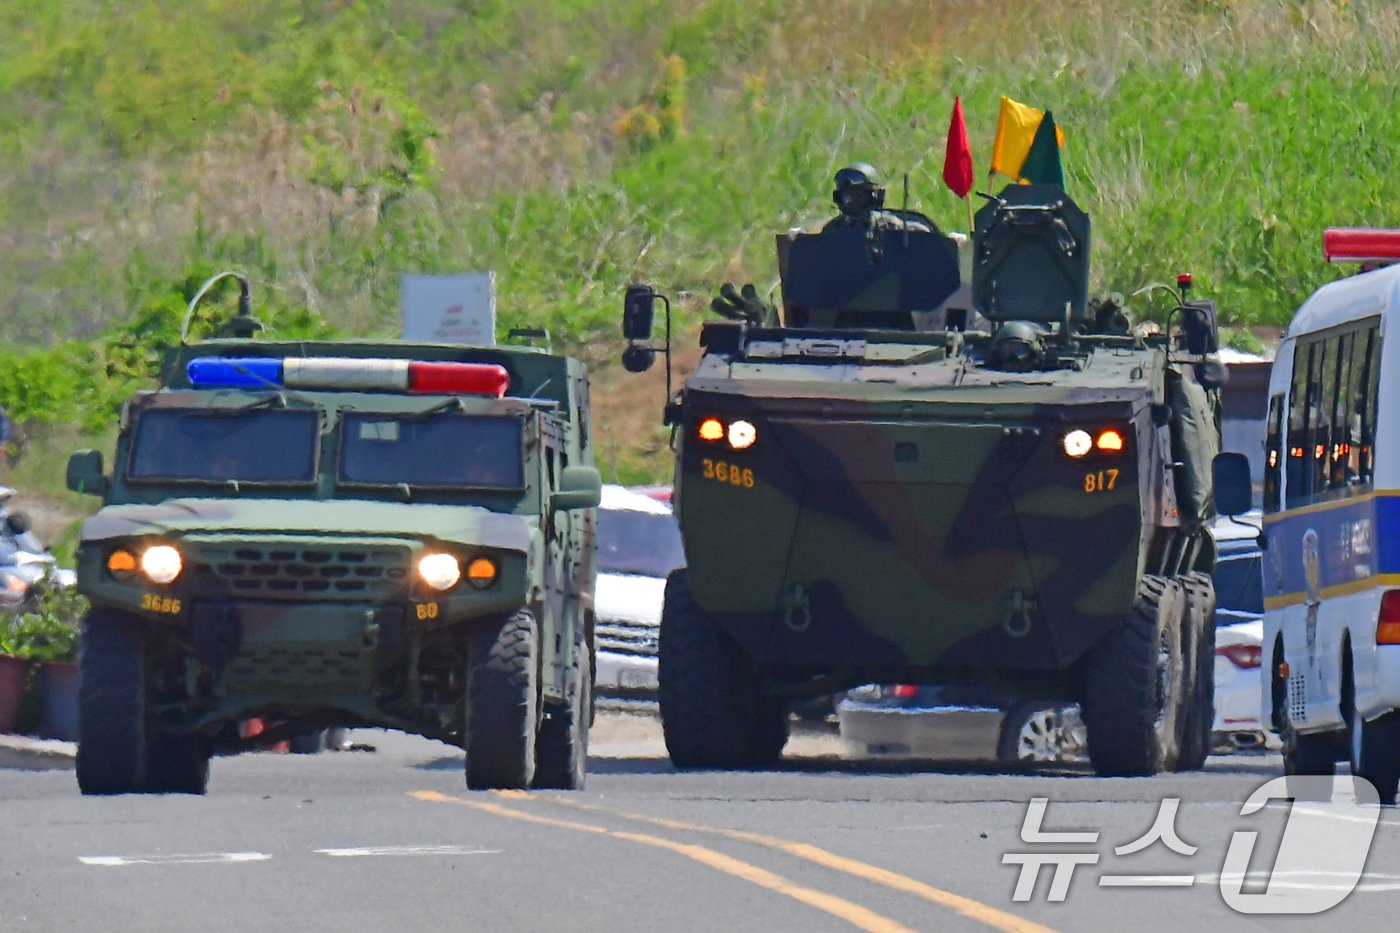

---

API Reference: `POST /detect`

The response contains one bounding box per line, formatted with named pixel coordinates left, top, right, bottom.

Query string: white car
left=593, top=485, right=685, bottom=698
left=1209, top=512, right=1276, bottom=751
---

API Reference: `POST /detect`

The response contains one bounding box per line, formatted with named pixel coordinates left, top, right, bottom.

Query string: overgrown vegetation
left=1, top=0, right=1395, bottom=494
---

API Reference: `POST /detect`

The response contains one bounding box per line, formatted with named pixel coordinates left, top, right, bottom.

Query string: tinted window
left=1213, top=546, right=1263, bottom=617
left=596, top=509, right=686, bottom=579
left=339, top=413, right=524, bottom=489
left=129, top=409, right=319, bottom=484
left=1284, top=321, right=1381, bottom=505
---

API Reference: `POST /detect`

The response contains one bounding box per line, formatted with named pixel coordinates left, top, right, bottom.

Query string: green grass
left=2, top=0, right=1398, bottom=495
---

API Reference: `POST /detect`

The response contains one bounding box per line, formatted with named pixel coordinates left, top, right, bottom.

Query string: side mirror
left=1212, top=452, right=1252, bottom=517
left=1194, top=359, right=1229, bottom=390
left=622, top=285, right=657, bottom=341
left=551, top=465, right=602, bottom=512
left=1181, top=300, right=1220, bottom=356
left=66, top=449, right=108, bottom=498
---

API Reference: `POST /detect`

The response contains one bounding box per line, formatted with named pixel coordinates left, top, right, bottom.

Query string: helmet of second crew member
left=832, top=163, right=886, bottom=216
left=989, top=320, right=1045, bottom=372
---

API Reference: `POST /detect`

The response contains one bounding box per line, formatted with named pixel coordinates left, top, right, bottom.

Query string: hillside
left=2, top=0, right=1397, bottom=528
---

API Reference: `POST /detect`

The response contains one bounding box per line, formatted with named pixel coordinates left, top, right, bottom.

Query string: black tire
left=76, top=610, right=147, bottom=795
left=659, top=570, right=785, bottom=769
left=145, top=734, right=210, bottom=795
left=534, top=643, right=591, bottom=790
left=1082, top=576, right=1186, bottom=777
left=1348, top=689, right=1400, bottom=806
left=1175, top=571, right=1216, bottom=771
left=289, top=730, right=327, bottom=755
left=465, top=609, right=538, bottom=790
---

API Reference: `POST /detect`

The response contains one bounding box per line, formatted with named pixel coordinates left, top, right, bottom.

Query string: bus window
left=1327, top=332, right=1349, bottom=487
left=1264, top=394, right=1283, bottom=513
left=1310, top=336, right=1334, bottom=498
left=1361, top=325, right=1382, bottom=483
left=1286, top=343, right=1311, bottom=507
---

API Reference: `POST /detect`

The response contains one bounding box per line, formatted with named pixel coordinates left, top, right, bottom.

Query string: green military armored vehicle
left=68, top=273, right=600, bottom=794
left=623, top=175, right=1226, bottom=776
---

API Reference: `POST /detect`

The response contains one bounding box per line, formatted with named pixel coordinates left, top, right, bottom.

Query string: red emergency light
left=1323, top=228, right=1400, bottom=265
left=407, top=361, right=510, bottom=397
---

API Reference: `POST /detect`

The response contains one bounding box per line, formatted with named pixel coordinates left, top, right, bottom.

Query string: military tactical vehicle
left=68, top=273, right=600, bottom=794
left=623, top=180, right=1227, bottom=776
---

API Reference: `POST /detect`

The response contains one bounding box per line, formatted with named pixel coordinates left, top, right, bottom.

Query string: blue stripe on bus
left=1263, top=491, right=1381, bottom=602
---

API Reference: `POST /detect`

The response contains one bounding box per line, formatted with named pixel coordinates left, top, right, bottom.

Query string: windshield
left=596, top=508, right=686, bottom=578
left=1213, top=547, right=1263, bottom=617
left=128, top=409, right=320, bottom=484
left=339, top=413, right=524, bottom=489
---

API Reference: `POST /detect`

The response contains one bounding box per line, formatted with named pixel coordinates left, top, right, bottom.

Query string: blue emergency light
left=187, top=357, right=283, bottom=389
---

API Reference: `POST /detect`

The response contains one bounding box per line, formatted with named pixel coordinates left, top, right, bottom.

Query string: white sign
left=401, top=272, right=496, bottom=346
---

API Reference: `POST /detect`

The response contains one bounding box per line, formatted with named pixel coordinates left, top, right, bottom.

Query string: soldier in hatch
left=822, top=162, right=932, bottom=234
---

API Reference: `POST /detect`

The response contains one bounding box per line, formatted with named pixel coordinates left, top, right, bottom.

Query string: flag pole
left=965, top=193, right=974, bottom=234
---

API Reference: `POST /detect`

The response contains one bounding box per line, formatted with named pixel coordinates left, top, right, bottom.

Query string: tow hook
left=782, top=584, right=811, bottom=633
left=1003, top=588, right=1036, bottom=638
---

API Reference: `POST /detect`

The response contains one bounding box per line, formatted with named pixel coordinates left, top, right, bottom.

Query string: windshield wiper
left=233, top=393, right=287, bottom=411
left=403, top=398, right=466, bottom=420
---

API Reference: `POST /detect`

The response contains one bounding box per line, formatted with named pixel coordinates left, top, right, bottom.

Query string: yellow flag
left=990, top=96, right=1065, bottom=181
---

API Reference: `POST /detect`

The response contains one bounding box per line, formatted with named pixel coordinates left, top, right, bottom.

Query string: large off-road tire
left=76, top=610, right=148, bottom=795
left=659, top=570, right=786, bottom=769
left=1175, top=571, right=1217, bottom=771
left=533, top=642, right=591, bottom=790
left=1082, top=576, right=1186, bottom=777
left=144, top=734, right=210, bottom=795
left=465, top=609, right=539, bottom=790
left=1348, top=688, right=1400, bottom=806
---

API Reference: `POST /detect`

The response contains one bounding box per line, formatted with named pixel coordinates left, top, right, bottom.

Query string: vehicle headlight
left=141, top=545, right=183, bottom=585
left=727, top=419, right=757, bottom=450
left=1062, top=429, right=1092, bottom=458
left=418, top=553, right=461, bottom=592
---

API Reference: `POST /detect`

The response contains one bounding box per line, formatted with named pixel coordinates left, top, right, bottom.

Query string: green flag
left=1019, top=110, right=1063, bottom=188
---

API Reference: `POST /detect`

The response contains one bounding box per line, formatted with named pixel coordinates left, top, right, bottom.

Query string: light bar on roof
left=186, top=357, right=510, bottom=397
left=1324, top=227, right=1400, bottom=265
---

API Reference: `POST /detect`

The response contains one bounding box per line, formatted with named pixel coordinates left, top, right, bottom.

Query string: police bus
left=1220, top=228, right=1400, bottom=803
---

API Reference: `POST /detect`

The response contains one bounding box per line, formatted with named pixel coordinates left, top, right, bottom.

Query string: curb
left=0, top=733, right=77, bottom=771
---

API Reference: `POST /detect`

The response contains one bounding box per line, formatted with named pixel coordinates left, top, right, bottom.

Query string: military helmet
left=833, top=162, right=886, bottom=214
left=990, top=320, right=1045, bottom=372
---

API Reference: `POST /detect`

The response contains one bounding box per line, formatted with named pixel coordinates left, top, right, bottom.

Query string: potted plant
left=8, top=582, right=85, bottom=741
left=0, top=617, right=28, bottom=734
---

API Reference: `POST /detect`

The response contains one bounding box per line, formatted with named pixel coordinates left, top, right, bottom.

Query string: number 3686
left=701, top=458, right=755, bottom=489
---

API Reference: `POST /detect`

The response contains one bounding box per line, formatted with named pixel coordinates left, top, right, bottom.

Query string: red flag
left=942, top=96, right=974, bottom=198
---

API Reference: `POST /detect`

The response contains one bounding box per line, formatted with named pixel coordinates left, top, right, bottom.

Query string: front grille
left=597, top=618, right=659, bottom=657
left=227, top=645, right=369, bottom=684
left=188, top=541, right=410, bottom=601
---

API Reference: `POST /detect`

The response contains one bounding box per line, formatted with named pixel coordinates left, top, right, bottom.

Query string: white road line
left=1196, top=871, right=1400, bottom=893
left=79, top=852, right=271, bottom=867
left=314, top=845, right=501, bottom=858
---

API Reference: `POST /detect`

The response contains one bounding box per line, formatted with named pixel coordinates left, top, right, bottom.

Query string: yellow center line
left=499, top=792, right=1060, bottom=933
left=410, top=790, right=916, bottom=933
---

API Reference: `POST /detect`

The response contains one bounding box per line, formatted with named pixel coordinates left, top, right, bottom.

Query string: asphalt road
left=2, top=713, right=1398, bottom=933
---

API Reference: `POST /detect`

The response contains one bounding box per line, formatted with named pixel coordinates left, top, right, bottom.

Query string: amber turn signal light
left=107, top=549, right=137, bottom=579
left=1096, top=429, right=1125, bottom=452
left=466, top=557, right=498, bottom=590
left=697, top=418, right=724, bottom=442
